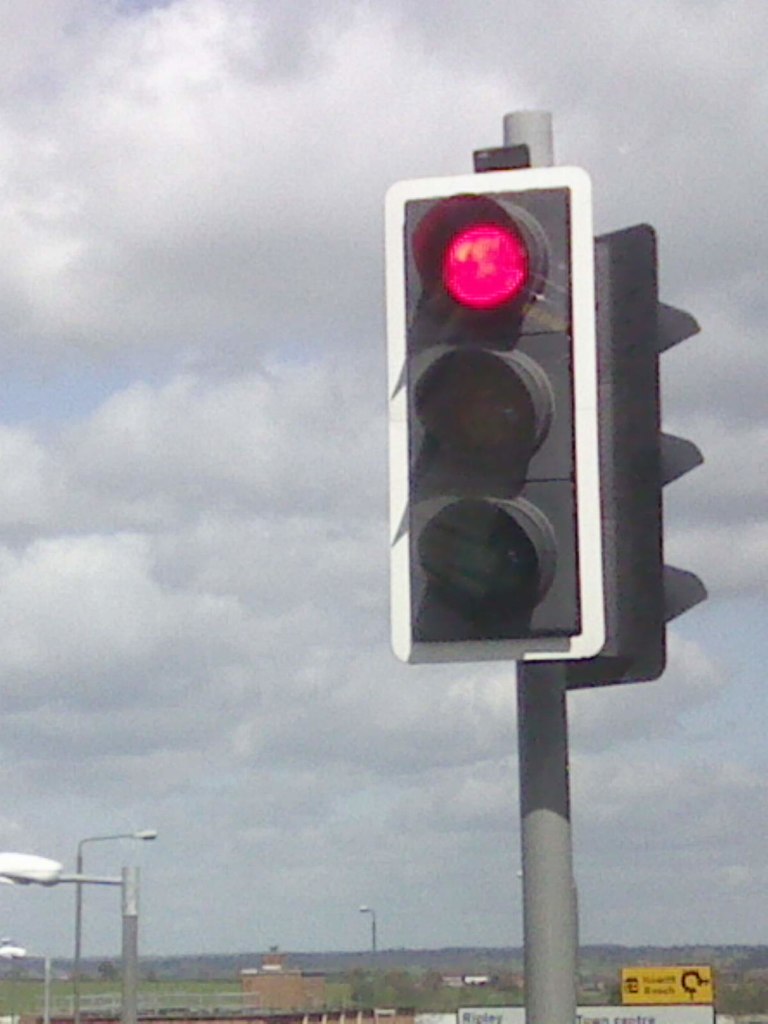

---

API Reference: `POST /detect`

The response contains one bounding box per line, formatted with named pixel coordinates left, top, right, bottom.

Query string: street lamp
left=0, top=941, right=52, bottom=1024
left=0, top=854, right=61, bottom=885
left=73, top=831, right=157, bottom=1024
left=358, top=905, right=377, bottom=956
left=0, top=851, right=146, bottom=1024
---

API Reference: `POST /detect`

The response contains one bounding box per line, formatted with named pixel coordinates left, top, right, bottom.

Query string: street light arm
left=78, top=827, right=157, bottom=851
left=77, top=830, right=158, bottom=859
left=58, top=873, right=122, bottom=886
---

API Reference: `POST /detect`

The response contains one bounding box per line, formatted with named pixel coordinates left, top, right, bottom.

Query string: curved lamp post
left=358, top=905, right=377, bottom=957
left=0, top=852, right=145, bottom=1024
left=73, top=831, right=157, bottom=1024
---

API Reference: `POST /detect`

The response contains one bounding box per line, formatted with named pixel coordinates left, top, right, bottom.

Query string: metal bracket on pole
left=59, top=873, right=122, bottom=886
left=473, top=144, right=531, bottom=172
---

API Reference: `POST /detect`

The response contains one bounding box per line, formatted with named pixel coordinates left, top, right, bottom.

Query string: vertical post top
left=122, top=866, right=140, bottom=917
left=503, top=111, right=554, bottom=167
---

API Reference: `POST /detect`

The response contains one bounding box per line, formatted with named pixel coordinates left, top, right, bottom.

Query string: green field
left=0, top=979, right=246, bottom=1017
left=0, top=978, right=362, bottom=1018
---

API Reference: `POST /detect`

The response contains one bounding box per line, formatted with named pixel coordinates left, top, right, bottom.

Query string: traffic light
left=386, top=167, right=604, bottom=664
left=566, top=224, right=706, bottom=687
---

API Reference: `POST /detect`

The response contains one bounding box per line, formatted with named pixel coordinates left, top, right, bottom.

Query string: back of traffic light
left=386, top=168, right=604, bottom=664
left=566, top=224, right=706, bottom=687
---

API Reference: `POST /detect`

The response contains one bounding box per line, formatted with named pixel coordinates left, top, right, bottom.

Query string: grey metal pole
left=517, top=664, right=577, bottom=1024
left=503, top=111, right=554, bottom=168
left=10, top=961, right=17, bottom=1024
left=504, top=111, right=578, bottom=1024
left=73, top=844, right=85, bottom=1024
left=43, top=956, right=51, bottom=1024
left=121, top=867, right=139, bottom=1024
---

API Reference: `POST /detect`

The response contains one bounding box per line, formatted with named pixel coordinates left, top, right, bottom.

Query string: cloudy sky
left=0, top=0, right=766, bottom=964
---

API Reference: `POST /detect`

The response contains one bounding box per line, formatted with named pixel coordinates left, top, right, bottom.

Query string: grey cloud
left=0, top=0, right=763, bottom=957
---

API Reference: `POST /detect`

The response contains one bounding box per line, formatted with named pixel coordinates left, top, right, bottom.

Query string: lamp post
left=73, top=831, right=157, bottom=1024
left=358, top=905, right=377, bottom=957
left=0, top=942, right=52, bottom=1024
left=358, top=906, right=377, bottom=1008
left=0, top=852, right=148, bottom=1024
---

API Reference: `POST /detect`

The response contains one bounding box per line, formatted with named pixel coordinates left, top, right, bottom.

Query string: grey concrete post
left=43, top=957, right=51, bottom=1024
left=503, top=111, right=554, bottom=167
left=121, top=867, right=139, bottom=1024
left=517, top=664, right=578, bottom=1024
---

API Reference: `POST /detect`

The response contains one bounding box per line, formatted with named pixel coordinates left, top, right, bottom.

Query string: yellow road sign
left=621, top=965, right=714, bottom=1005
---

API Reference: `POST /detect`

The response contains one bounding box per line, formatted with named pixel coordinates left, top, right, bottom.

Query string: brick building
left=241, top=952, right=326, bottom=1011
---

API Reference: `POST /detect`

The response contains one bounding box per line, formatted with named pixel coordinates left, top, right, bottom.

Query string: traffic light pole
left=504, top=112, right=578, bottom=1024
left=388, top=106, right=702, bottom=1024
left=517, top=663, right=577, bottom=1024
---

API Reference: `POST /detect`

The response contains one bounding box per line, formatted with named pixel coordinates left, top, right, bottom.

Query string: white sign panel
left=575, top=1008, right=714, bottom=1024
left=459, top=1005, right=715, bottom=1024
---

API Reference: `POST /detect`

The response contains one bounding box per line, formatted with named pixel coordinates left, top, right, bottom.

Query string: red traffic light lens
left=443, top=223, right=529, bottom=309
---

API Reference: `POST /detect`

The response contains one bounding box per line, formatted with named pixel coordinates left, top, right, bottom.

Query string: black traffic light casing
left=386, top=168, right=605, bottom=664
left=566, top=224, right=706, bottom=688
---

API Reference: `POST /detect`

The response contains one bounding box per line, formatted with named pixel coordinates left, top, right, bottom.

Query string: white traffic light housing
left=386, top=167, right=604, bottom=664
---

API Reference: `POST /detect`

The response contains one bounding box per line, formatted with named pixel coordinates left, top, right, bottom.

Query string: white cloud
left=569, top=634, right=721, bottom=753
left=669, top=520, right=768, bottom=597
left=0, top=532, right=249, bottom=706
left=0, top=0, right=519, bottom=363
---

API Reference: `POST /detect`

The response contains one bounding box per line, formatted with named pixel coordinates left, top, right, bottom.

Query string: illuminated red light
left=443, top=223, right=529, bottom=309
